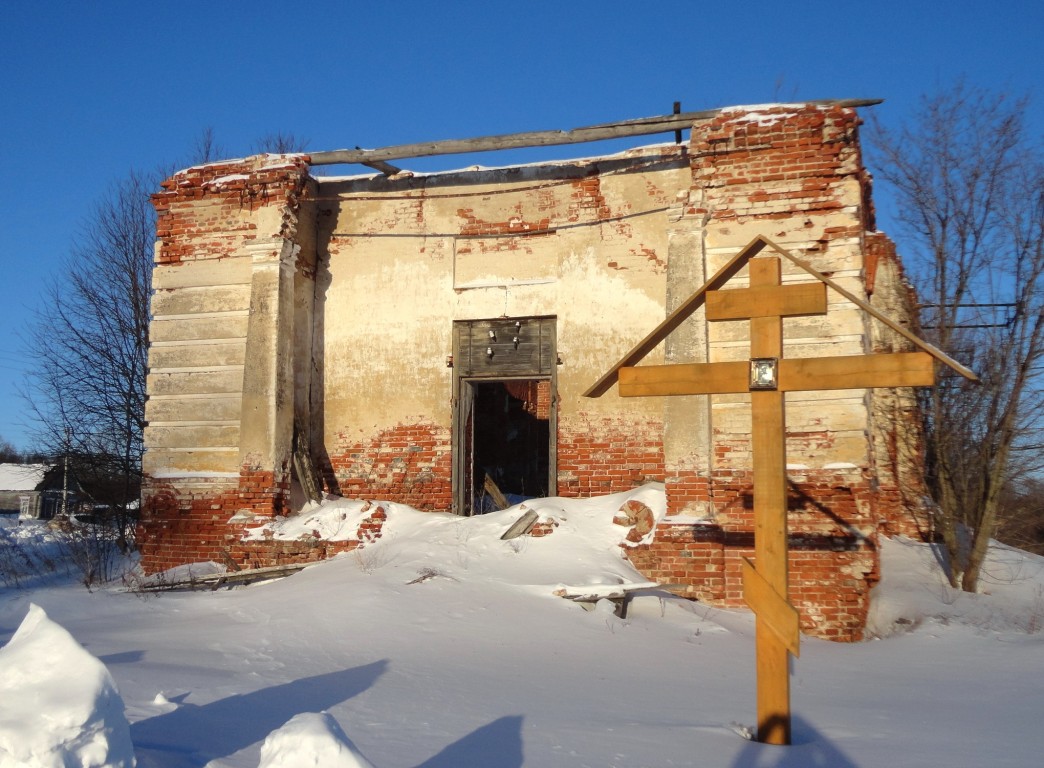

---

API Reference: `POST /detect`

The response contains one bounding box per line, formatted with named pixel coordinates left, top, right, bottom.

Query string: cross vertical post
left=748, top=257, right=791, bottom=745
left=588, top=236, right=965, bottom=749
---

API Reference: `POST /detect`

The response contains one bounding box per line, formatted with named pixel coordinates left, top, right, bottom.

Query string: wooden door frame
left=451, top=316, right=557, bottom=515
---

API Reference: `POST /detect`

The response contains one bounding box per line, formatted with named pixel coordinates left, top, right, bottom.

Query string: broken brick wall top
left=691, top=104, right=866, bottom=222
left=152, top=154, right=312, bottom=266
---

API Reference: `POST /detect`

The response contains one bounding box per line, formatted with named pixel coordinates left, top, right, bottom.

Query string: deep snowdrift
left=2, top=486, right=1044, bottom=767
left=0, top=604, right=134, bottom=768
left=258, top=712, right=374, bottom=768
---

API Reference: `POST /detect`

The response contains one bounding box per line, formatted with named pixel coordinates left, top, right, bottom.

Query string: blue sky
left=0, top=0, right=1041, bottom=450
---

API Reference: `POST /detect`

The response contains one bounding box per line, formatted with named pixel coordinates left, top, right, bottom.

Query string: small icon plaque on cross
left=749, top=358, right=779, bottom=390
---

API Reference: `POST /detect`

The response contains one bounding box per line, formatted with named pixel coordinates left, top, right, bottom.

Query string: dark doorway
left=452, top=316, right=557, bottom=516
left=467, top=380, right=550, bottom=514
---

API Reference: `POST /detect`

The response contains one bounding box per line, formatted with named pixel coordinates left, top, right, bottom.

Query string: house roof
left=0, top=463, right=50, bottom=492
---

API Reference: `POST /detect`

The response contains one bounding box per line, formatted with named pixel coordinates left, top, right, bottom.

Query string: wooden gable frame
left=583, top=235, right=977, bottom=399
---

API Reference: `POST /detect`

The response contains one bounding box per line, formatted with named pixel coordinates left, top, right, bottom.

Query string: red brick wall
left=614, top=493, right=876, bottom=640
left=323, top=414, right=666, bottom=507
left=503, top=380, right=552, bottom=420
left=663, top=474, right=713, bottom=515
left=557, top=415, right=666, bottom=498
left=228, top=505, right=387, bottom=570
left=140, top=155, right=313, bottom=574
left=326, top=421, right=453, bottom=510
left=632, top=533, right=878, bottom=643
left=139, top=472, right=390, bottom=573
left=315, top=411, right=665, bottom=510
left=635, top=455, right=893, bottom=640
left=138, top=466, right=292, bottom=572
left=690, top=104, right=862, bottom=222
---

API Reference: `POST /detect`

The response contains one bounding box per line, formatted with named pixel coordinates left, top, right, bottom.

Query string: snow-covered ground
left=2, top=485, right=1043, bottom=767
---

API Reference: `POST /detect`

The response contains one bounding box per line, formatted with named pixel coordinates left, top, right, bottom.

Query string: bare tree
left=870, top=83, right=1044, bottom=591
left=0, top=436, right=20, bottom=463
left=189, top=126, right=226, bottom=165
left=23, top=170, right=154, bottom=549
left=187, top=127, right=308, bottom=166
left=253, top=131, right=309, bottom=154
left=996, top=475, right=1044, bottom=556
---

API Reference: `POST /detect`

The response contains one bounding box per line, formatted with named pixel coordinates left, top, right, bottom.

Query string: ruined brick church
left=139, top=101, right=928, bottom=640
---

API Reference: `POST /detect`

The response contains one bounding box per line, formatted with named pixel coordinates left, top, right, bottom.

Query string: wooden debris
left=553, top=581, right=666, bottom=618
left=407, top=567, right=455, bottom=585
left=482, top=473, right=510, bottom=511
left=501, top=509, right=539, bottom=540
left=293, top=436, right=324, bottom=505
left=135, top=563, right=310, bottom=593
left=361, top=158, right=403, bottom=176
left=220, top=549, right=242, bottom=572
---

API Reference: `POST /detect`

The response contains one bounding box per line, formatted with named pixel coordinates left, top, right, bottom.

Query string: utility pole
left=60, top=429, right=70, bottom=518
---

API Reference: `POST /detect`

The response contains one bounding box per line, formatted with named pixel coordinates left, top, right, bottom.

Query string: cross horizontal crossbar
left=618, top=352, right=935, bottom=397
left=583, top=235, right=977, bottom=398
left=706, top=282, right=827, bottom=321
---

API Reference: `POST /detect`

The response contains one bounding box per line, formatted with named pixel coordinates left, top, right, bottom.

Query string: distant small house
left=0, top=463, right=60, bottom=519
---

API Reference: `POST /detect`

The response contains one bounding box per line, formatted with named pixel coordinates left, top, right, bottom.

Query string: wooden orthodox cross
left=585, top=236, right=975, bottom=746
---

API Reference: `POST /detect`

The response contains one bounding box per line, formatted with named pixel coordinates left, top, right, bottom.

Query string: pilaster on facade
left=663, top=193, right=713, bottom=518
left=237, top=238, right=301, bottom=515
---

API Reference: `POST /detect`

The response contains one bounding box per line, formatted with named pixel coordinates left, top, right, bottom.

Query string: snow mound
left=242, top=498, right=395, bottom=542
left=868, top=536, right=1044, bottom=636
left=0, top=604, right=135, bottom=768
left=258, top=712, right=374, bottom=768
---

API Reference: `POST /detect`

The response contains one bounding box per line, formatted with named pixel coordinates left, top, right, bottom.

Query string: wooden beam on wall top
left=309, top=99, right=883, bottom=167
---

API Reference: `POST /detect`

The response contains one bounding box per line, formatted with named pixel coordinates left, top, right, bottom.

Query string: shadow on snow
left=413, top=715, right=524, bottom=768
left=730, top=714, right=858, bottom=768
left=131, top=660, right=388, bottom=767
